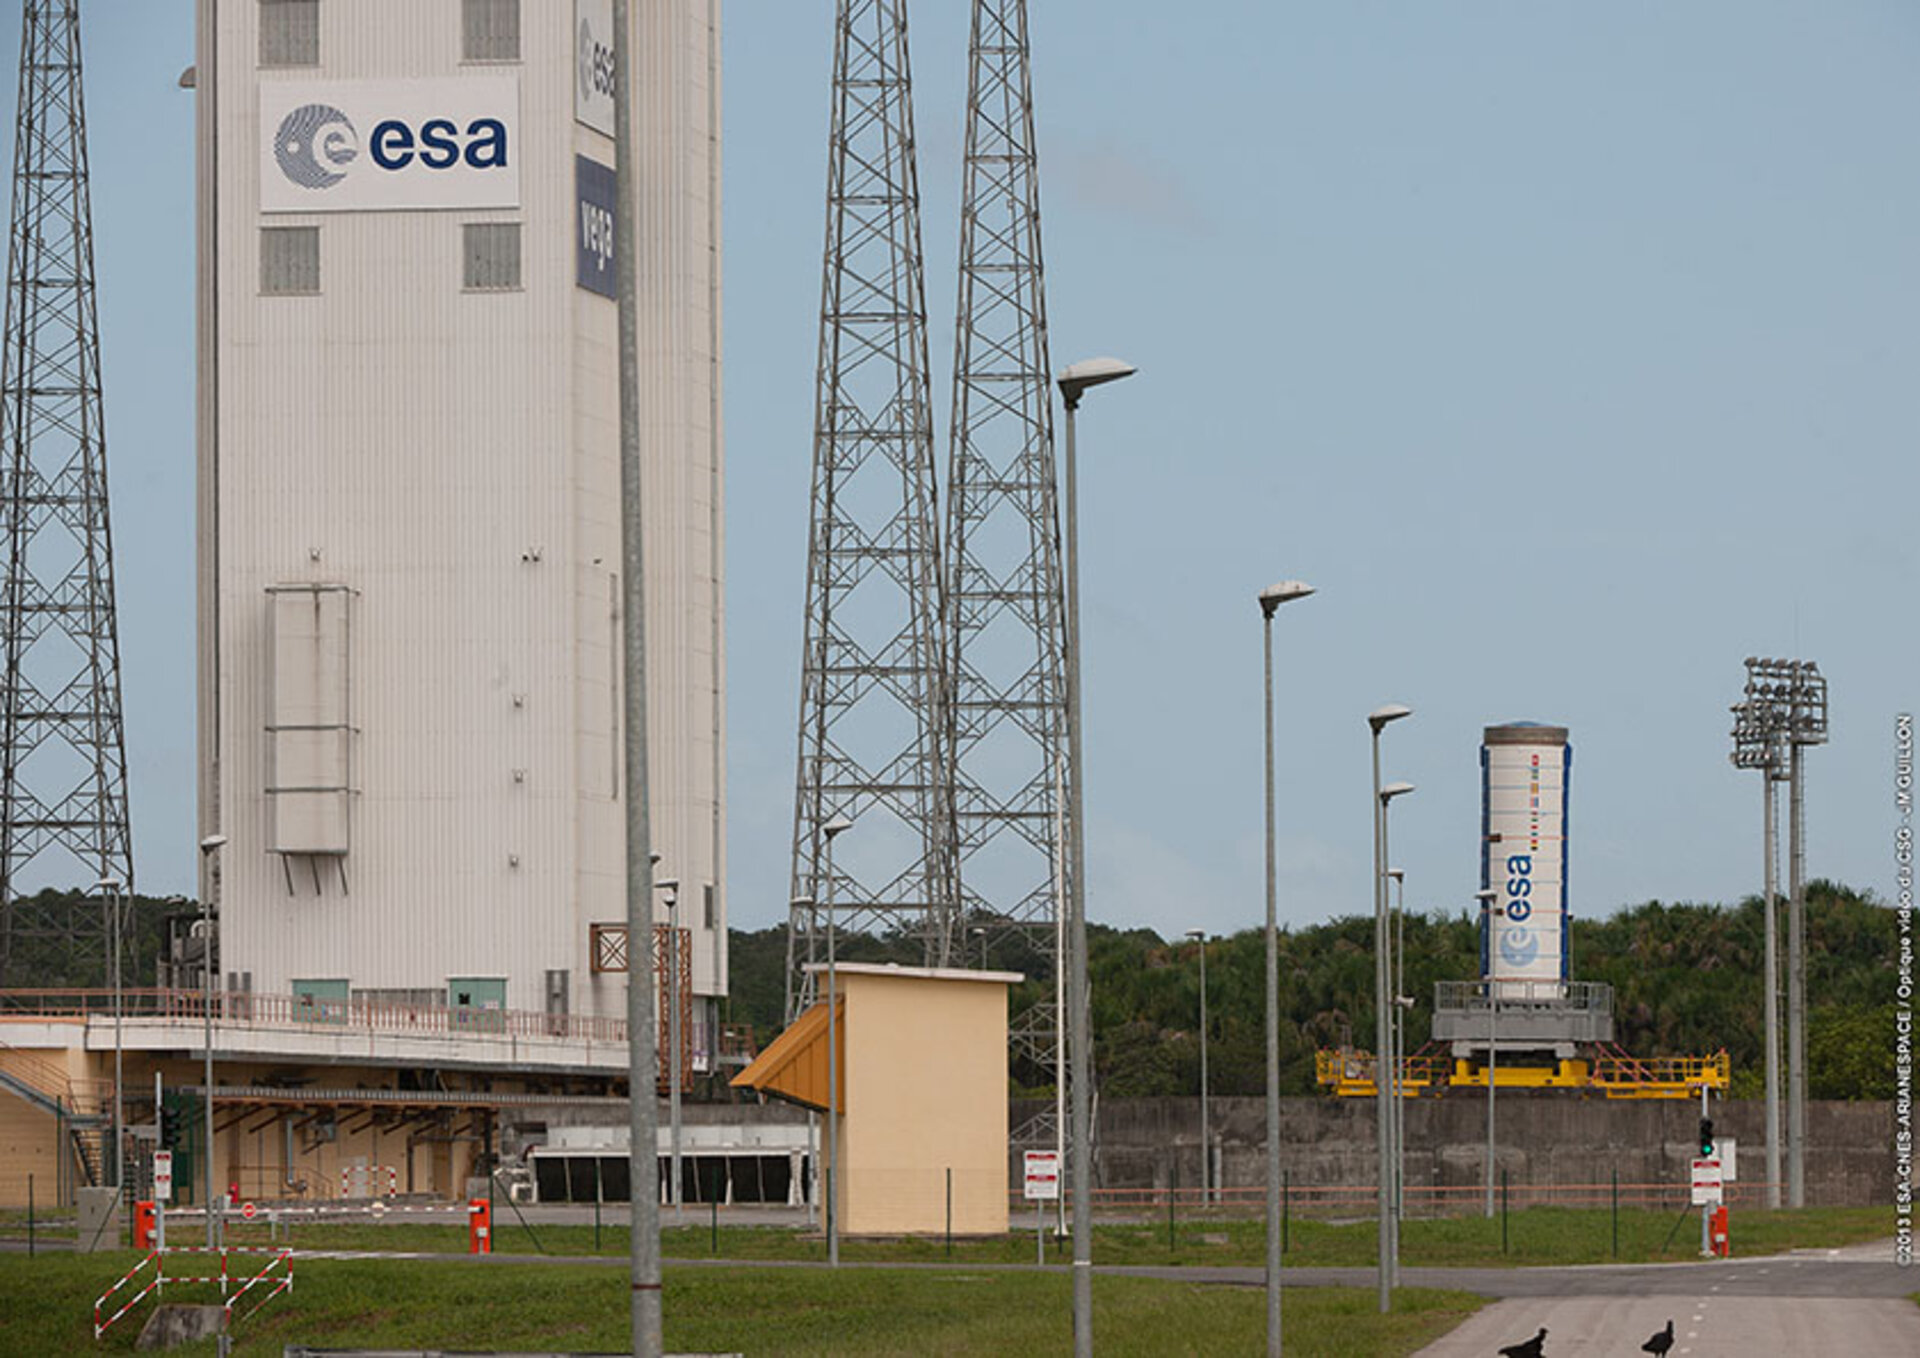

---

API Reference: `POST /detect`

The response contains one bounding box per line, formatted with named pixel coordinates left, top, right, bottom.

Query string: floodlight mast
left=1729, top=689, right=1784, bottom=1209
left=1736, top=657, right=1826, bottom=1208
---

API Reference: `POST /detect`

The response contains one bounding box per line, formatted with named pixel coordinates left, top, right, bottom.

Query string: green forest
left=726, top=880, right=1901, bottom=1101
left=4, top=881, right=1896, bottom=1102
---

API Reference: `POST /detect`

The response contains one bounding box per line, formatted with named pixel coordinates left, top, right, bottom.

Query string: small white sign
left=1024, top=1150, right=1061, bottom=1202
left=1713, top=1138, right=1737, bottom=1182
left=575, top=0, right=616, bottom=137
left=1690, top=1157, right=1724, bottom=1206
left=152, top=1150, right=173, bottom=1203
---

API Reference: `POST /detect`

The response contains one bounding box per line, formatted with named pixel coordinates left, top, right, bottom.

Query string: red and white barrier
left=93, top=1246, right=293, bottom=1339
left=340, top=1164, right=399, bottom=1199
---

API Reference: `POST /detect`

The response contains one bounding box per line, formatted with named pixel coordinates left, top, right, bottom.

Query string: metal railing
left=1433, top=979, right=1613, bottom=1011
left=0, top=1031, right=112, bottom=1114
left=0, top=988, right=628, bottom=1045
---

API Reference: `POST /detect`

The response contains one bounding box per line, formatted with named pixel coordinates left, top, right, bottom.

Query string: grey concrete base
left=136, top=1303, right=226, bottom=1350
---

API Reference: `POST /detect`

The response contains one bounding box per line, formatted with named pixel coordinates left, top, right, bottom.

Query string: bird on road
left=1642, top=1319, right=1675, bottom=1356
left=1497, top=1327, right=1547, bottom=1358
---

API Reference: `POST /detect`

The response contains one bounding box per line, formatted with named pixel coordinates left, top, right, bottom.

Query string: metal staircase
left=0, top=1034, right=111, bottom=1190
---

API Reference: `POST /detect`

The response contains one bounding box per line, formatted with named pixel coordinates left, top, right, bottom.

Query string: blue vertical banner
left=576, top=155, right=617, bottom=298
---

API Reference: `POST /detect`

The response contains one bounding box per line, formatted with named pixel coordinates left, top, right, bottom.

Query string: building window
left=260, top=226, right=320, bottom=295
left=462, top=0, right=520, bottom=62
left=292, top=977, right=349, bottom=1025
left=259, top=0, right=320, bottom=67
left=704, top=883, right=716, bottom=930
left=463, top=222, right=521, bottom=291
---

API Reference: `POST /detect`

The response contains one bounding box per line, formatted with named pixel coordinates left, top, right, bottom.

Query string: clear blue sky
left=39, top=4, right=1918, bottom=945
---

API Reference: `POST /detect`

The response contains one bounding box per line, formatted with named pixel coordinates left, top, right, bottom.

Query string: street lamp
left=1259, top=578, right=1312, bottom=1355
left=790, top=894, right=817, bottom=1229
left=197, top=834, right=227, bottom=1245
left=1474, top=887, right=1498, bottom=1219
left=1366, top=703, right=1411, bottom=1313
left=1184, top=929, right=1210, bottom=1205
left=1376, top=782, right=1413, bottom=1286
left=655, top=877, right=682, bottom=1217
left=1386, top=865, right=1408, bottom=1249
left=1058, top=355, right=1135, bottom=1358
left=822, top=814, right=854, bottom=1268
left=97, top=877, right=124, bottom=1210
left=970, top=925, right=988, bottom=969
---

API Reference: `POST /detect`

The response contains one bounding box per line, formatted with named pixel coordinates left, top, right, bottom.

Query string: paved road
left=1413, top=1295, right=1920, bottom=1356
left=269, top=1239, right=1918, bottom=1303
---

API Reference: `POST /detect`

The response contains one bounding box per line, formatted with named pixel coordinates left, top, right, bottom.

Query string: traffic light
left=1698, top=1116, right=1715, bottom=1158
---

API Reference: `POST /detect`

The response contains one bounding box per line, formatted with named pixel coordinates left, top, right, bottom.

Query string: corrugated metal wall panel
left=209, top=0, right=725, bottom=1021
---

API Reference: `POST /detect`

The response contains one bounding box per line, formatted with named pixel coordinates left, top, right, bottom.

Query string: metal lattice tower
left=0, top=1, right=133, bottom=988
left=946, top=0, right=1069, bottom=1134
left=786, top=0, right=956, bottom=1020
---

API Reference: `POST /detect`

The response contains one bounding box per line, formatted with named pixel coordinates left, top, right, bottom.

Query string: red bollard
left=132, top=1200, right=157, bottom=1252
left=1710, top=1205, right=1729, bottom=1257
left=469, top=1198, right=491, bottom=1255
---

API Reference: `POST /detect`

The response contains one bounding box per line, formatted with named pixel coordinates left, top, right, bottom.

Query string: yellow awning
left=729, top=997, right=842, bottom=1112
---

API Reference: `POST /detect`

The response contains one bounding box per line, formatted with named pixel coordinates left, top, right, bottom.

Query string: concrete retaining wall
left=1012, top=1096, right=1897, bottom=1209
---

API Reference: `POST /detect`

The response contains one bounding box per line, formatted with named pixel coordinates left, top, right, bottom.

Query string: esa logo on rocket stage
left=1498, top=853, right=1540, bottom=969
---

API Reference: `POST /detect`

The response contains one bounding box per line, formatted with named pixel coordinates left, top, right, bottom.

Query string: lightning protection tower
left=946, top=0, right=1069, bottom=1147
left=0, top=0, right=133, bottom=988
left=787, top=0, right=956, bottom=1019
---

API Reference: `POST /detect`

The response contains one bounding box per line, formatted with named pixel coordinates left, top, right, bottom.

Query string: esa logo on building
left=274, top=105, right=509, bottom=192
left=578, top=19, right=615, bottom=107
left=274, top=104, right=358, bottom=189
left=261, top=79, right=521, bottom=214
left=574, top=0, right=616, bottom=137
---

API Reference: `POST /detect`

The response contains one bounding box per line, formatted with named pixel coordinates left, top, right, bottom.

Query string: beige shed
left=732, top=962, right=1020, bottom=1236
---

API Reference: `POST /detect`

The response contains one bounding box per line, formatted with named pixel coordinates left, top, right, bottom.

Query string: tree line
left=725, top=880, right=1900, bottom=1101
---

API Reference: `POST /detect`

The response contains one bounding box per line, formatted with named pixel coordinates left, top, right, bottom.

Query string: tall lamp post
left=197, top=834, right=227, bottom=1245
left=1385, top=865, right=1407, bottom=1248
left=1474, top=887, right=1498, bottom=1218
left=656, top=877, right=682, bottom=1217
left=1258, top=578, right=1313, bottom=1355
left=1057, top=356, right=1135, bottom=1358
left=791, top=894, right=818, bottom=1228
left=1366, top=703, right=1411, bottom=1313
left=822, top=814, right=854, bottom=1268
left=1184, top=929, right=1210, bottom=1204
left=1376, top=782, right=1414, bottom=1286
left=98, top=877, right=124, bottom=1208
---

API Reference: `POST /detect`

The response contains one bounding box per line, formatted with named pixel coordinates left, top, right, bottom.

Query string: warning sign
left=152, top=1150, right=173, bottom=1203
left=1023, top=1151, right=1061, bottom=1202
left=1690, top=1157, right=1724, bottom=1206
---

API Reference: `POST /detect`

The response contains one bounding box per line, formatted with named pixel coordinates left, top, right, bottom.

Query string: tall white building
left=195, top=0, right=726, bottom=1054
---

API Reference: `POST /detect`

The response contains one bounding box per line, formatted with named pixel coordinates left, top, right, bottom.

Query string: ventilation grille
left=259, top=0, right=320, bottom=67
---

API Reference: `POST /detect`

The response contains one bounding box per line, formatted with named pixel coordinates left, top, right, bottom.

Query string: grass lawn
left=0, top=1251, right=1484, bottom=1356
left=75, top=1201, right=1886, bottom=1270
